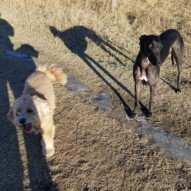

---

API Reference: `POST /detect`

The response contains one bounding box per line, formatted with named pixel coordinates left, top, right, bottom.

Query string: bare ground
left=1, top=1, right=191, bottom=191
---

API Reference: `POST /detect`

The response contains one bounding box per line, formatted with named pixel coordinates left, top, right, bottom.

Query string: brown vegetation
left=1, top=0, right=191, bottom=190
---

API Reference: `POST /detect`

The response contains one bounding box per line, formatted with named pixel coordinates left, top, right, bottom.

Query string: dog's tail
left=37, top=64, right=67, bottom=85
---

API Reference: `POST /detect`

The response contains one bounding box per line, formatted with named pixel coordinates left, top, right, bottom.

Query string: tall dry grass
left=1, top=0, right=191, bottom=58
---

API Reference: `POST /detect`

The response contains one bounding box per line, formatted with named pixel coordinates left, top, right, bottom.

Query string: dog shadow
left=0, top=18, right=56, bottom=190
left=161, top=77, right=178, bottom=92
left=49, top=25, right=135, bottom=117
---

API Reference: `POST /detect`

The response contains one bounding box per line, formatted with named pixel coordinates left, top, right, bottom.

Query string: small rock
left=77, top=159, right=88, bottom=165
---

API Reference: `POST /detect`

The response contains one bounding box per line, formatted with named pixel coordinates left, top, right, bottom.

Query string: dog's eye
left=27, top=109, right=33, bottom=113
left=16, top=109, right=21, bottom=116
left=149, top=43, right=153, bottom=49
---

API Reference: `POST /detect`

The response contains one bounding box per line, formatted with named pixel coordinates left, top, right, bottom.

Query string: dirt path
left=1, top=1, right=191, bottom=190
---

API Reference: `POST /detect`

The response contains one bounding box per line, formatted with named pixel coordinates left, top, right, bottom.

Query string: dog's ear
left=139, top=35, right=147, bottom=42
left=7, top=107, right=14, bottom=123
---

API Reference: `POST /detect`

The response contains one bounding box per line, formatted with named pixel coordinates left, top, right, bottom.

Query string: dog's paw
left=126, top=113, right=136, bottom=120
left=131, top=112, right=137, bottom=118
left=146, top=111, right=152, bottom=117
left=175, top=88, right=181, bottom=94
left=46, top=148, right=55, bottom=157
left=42, top=147, right=55, bottom=158
left=41, top=141, right=55, bottom=157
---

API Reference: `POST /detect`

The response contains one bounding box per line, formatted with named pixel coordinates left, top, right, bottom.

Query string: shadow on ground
left=50, top=25, right=135, bottom=117
left=0, top=18, right=57, bottom=191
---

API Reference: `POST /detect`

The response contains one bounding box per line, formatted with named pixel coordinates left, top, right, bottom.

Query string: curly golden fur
left=7, top=65, right=67, bottom=157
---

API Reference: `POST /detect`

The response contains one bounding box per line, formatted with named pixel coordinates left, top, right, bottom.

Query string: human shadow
left=0, top=18, right=24, bottom=191
left=50, top=25, right=135, bottom=117
left=0, top=18, right=56, bottom=190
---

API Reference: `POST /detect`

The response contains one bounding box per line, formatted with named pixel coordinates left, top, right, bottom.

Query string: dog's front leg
left=133, top=81, right=141, bottom=116
left=41, top=124, right=55, bottom=157
left=148, top=84, right=156, bottom=117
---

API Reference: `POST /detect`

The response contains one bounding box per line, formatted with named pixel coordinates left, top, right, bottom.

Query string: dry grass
left=1, top=0, right=191, bottom=190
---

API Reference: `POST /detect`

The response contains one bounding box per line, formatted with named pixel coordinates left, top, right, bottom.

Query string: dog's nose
left=19, top=118, right=26, bottom=124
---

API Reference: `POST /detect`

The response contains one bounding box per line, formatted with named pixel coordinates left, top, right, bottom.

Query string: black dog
left=133, top=29, right=184, bottom=117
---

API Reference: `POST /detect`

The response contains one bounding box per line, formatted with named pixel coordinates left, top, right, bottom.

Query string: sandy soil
left=1, top=1, right=191, bottom=191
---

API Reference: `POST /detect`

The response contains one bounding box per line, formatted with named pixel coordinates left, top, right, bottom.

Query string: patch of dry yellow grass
left=1, top=1, right=191, bottom=190
left=1, top=0, right=191, bottom=56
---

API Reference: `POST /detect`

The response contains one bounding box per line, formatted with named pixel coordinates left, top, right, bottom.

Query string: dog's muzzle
left=22, top=123, right=33, bottom=133
left=19, top=118, right=26, bottom=124
left=19, top=118, right=33, bottom=133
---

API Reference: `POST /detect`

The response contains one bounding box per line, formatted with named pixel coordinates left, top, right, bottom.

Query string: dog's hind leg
left=176, top=59, right=182, bottom=93
left=171, top=49, right=175, bottom=66
left=172, top=48, right=183, bottom=93
left=172, top=38, right=184, bottom=93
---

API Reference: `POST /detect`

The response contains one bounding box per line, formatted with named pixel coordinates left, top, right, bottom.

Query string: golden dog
left=7, top=65, right=67, bottom=157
